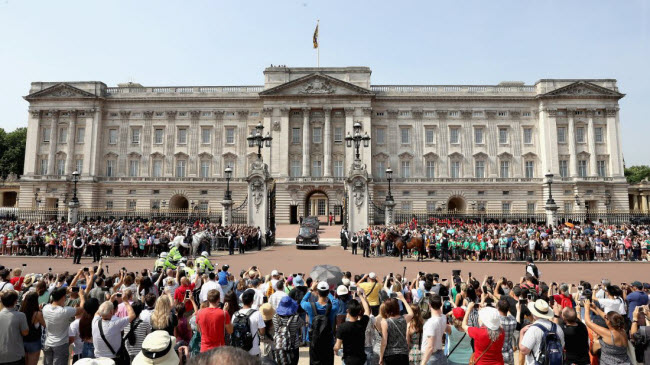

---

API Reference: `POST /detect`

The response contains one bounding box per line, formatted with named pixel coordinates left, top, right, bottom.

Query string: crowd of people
left=340, top=220, right=650, bottom=262
left=0, top=252, right=649, bottom=365
left=0, top=220, right=273, bottom=259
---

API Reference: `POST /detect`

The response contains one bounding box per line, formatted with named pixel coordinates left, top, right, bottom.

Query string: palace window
left=42, top=127, right=51, bottom=143
left=474, top=128, right=483, bottom=144
left=76, top=127, right=85, bottom=143
left=527, top=202, right=536, bottom=213
left=578, top=160, right=587, bottom=177
left=400, top=160, right=411, bottom=178
left=525, top=161, right=535, bottom=178
left=75, top=159, right=83, bottom=174
left=313, top=127, right=322, bottom=144
left=595, top=127, right=604, bottom=143
left=400, top=128, right=410, bottom=144
left=108, top=129, right=118, bottom=144
left=500, top=160, right=510, bottom=178
left=290, top=158, right=301, bottom=177
left=152, top=159, right=163, bottom=177
left=498, top=111, right=508, bottom=117
left=499, top=128, right=508, bottom=144
left=131, top=128, right=140, bottom=144
left=106, top=201, right=113, bottom=209
left=106, top=160, right=116, bottom=177
left=425, top=128, right=435, bottom=144
left=557, top=127, right=567, bottom=143
left=200, top=160, right=210, bottom=177
left=177, top=128, right=188, bottom=144
left=198, top=201, right=208, bottom=211
left=40, top=158, right=48, bottom=175
left=333, top=160, right=344, bottom=177
left=427, top=201, right=436, bottom=213
left=375, top=161, right=386, bottom=178
left=176, top=159, right=186, bottom=177
left=559, top=160, right=568, bottom=178
left=291, top=128, right=301, bottom=144
left=501, top=202, right=511, bottom=213
left=56, top=159, right=65, bottom=176
left=58, top=127, right=67, bottom=144
left=312, top=160, right=322, bottom=177
left=450, top=128, right=460, bottom=144
left=127, top=200, right=137, bottom=210
left=475, top=160, right=485, bottom=178
left=564, top=202, right=573, bottom=213
left=128, top=160, right=139, bottom=177
left=401, top=201, right=412, bottom=212
left=334, top=127, right=343, bottom=142
left=597, top=160, right=607, bottom=177
left=201, top=128, right=211, bottom=144
left=375, top=128, right=386, bottom=145
left=523, top=128, right=533, bottom=144
left=426, top=160, right=435, bottom=178
left=576, top=127, right=585, bottom=143
left=226, top=128, right=235, bottom=144
left=450, top=161, right=460, bottom=178
left=154, top=129, right=164, bottom=144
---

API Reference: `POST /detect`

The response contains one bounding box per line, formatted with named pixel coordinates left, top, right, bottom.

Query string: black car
left=302, top=216, right=320, bottom=230
left=296, top=226, right=320, bottom=248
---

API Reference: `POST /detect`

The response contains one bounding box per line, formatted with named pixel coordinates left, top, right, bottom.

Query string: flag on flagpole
left=313, top=22, right=319, bottom=49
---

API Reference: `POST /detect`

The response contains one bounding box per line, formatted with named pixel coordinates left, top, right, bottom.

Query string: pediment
left=373, top=152, right=389, bottom=160
left=25, top=83, right=100, bottom=100
left=398, top=152, right=414, bottom=159
left=423, top=152, right=439, bottom=159
left=259, top=73, right=374, bottom=97
left=540, top=81, right=624, bottom=99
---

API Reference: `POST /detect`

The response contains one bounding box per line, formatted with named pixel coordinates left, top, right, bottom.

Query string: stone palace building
left=18, top=66, right=629, bottom=224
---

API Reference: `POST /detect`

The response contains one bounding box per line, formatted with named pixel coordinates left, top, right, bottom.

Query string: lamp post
left=544, top=172, right=558, bottom=227
left=71, top=170, right=80, bottom=204
left=384, top=167, right=395, bottom=226
left=247, top=122, right=273, bottom=161
left=385, top=167, right=394, bottom=202
left=345, top=121, right=371, bottom=162
left=224, top=166, right=232, bottom=200
left=222, top=166, right=233, bottom=226
left=68, top=170, right=80, bottom=224
left=545, top=172, right=555, bottom=205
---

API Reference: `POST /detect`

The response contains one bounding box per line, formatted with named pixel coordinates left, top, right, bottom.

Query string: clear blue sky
left=1, top=0, right=648, bottom=164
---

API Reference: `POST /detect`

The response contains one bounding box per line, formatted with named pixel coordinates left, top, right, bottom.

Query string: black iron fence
left=231, top=197, right=248, bottom=225
left=370, top=200, right=385, bottom=225
left=0, top=207, right=226, bottom=224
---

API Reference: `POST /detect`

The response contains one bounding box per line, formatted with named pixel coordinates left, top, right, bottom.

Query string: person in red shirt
left=550, top=283, right=574, bottom=308
left=9, top=268, right=25, bottom=291
left=174, top=276, right=197, bottom=313
left=462, top=302, right=505, bottom=365
left=196, top=289, right=233, bottom=352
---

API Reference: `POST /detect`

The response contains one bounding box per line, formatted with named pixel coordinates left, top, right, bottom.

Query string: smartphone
left=442, top=296, right=450, bottom=302
left=22, top=264, right=27, bottom=267
left=185, top=290, right=191, bottom=300
left=83, top=267, right=89, bottom=272
left=549, top=296, right=555, bottom=306
left=389, top=292, right=397, bottom=299
left=578, top=286, right=584, bottom=291
left=424, top=292, right=431, bottom=297
left=441, top=279, right=448, bottom=283
left=452, top=269, right=461, bottom=276
left=71, top=286, right=80, bottom=293
left=468, top=272, right=472, bottom=278
left=487, top=276, right=493, bottom=282
left=116, top=292, right=123, bottom=298
left=48, top=268, right=52, bottom=272
left=483, top=286, right=488, bottom=293
left=350, top=286, right=357, bottom=292
left=389, top=273, right=393, bottom=278
left=527, top=293, right=533, bottom=301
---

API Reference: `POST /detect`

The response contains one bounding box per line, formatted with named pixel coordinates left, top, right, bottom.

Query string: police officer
left=154, top=252, right=167, bottom=271
left=351, top=233, right=359, bottom=255
left=196, top=251, right=214, bottom=274
left=168, top=243, right=182, bottom=263
left=228, top=231, right=235, bottom=255
left=72, top=234, right=84, bottom=265
left=362, top=233, right=371, bottom=258
left=340, top=227, right=349, bottom=250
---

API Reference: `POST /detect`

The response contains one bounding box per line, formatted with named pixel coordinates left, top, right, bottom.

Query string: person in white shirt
left=520, top=299, right=565, bottom=365
left=43, top=287, right=85, bottom=365
left=420, top=294, right=449, bottom=364
left=92, top=297, right=136, bottom=359
left=0, top=269, right=14, bottom=292
left=592, top=285, right=626, bottom=315
left=235, top=289, right=266, bottom=356
left=269, top=279, right=288, bottom=310
left=199, top=272, right=224, bottom=303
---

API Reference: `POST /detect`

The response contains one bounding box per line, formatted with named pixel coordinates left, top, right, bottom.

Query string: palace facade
left=19, top=66, right=629, bottom=224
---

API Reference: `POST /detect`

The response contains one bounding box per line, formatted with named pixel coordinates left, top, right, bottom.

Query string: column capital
left=566, top=108, right=576, bottom=115
left=322, top=106, right=333, bottom=113
left=166, top=110, right=177, bottom=119
left=386, top=109, right=398, bottom=118
left=436, top=110, right=449, bottom=119
left=119, top=110, right=131, bottom=119
left=484, top=110, right=497, bottom=119
left=412, top=108, right=423, bottom=119
left=544, top=108, right=557, bottom=117
left=213, top=110, right=225, bottom=120
left=460, top=110, right=472, bottom=119
left=262, top=107, right=273, bottom=117
left=606, top=107, right=619, bottom=117
left=302, top=107, right=311, bottom=113
left=67, top=109, right=78, bottom=118
left=49, top=110, right=60, bottom=119
left=30, top=109, right=41, bottom=118
left=190, top=110, right=201, bottom=118
left=509, top=110, right=521, bottom=118
left=279, top=107, right=290, bottom=117
left=362, top=107, right=373, bottom=117
left=143, top=111, right=155, bottom=119
left=586, top=109, right=596, bottom=118
left=237, top=110, right=249, bottom=119
left=344, top=107, right=355, bottom=117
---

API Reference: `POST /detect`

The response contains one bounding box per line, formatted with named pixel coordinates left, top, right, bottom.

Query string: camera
left=527, top=293, right=533, bottom=301
left=71, top=287, right=80, bottom=293
left=83, top=267, right=89, bottom=272
left=116, top=292, right=122, bottom=298
left=452, top=270, right=461, bottom=277
left=389, top=292, right=397, bottom=299
left=350, top=286, right=357, bottom=292
left=185, top=290, right=191, bottom=300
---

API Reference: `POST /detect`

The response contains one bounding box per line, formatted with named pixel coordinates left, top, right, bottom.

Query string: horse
left=385, top=230, right=425, bottom=262
left=172, top=231, right=211, bottom=257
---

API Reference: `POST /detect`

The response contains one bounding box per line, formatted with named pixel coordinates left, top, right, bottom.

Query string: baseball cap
left=271, top=270, right=279, bottom=276
left=452, top=307, right=466, bottom=320
left=368, top=272, right=376, bottom=279
left=342, top=278, right=351, bottom=286
left=317, top=281, right=329, bottom=291
left=631, top=281, right=643, bottom=289
left=336, top=285, right=349, bottom=296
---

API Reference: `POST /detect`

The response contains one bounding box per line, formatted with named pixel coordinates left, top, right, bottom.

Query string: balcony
left=105, top=86, right=263, bottom=97
left=373, top=177, right=544, bottom=183
left=370, top=85, right=536, bottom=96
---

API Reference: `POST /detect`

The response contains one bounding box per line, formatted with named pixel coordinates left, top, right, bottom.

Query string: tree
left=624, top=165, right=650, bottom=184
left=0, top=127, right=27, bottom=178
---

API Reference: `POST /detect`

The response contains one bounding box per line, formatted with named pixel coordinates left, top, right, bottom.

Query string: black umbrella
left=310, top=264, right=344, bottom=288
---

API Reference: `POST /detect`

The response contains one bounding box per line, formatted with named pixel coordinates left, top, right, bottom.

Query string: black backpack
left=231, top=309, right=257, bottom=351
left=309, top=301, right=332, bottom=348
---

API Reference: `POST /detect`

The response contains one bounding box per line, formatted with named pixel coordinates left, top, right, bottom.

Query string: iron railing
left=232, top=197, right=248, bottom=225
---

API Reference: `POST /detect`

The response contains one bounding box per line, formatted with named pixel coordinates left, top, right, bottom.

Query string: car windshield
left=299, top=227, right=316, bottom=236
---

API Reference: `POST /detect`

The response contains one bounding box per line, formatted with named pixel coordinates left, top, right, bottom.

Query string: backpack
left=231, top=309, right=257, bottom=351
left=274, top=314, right=298, bottom=351
left=533, top=323, right=563, bottom=365
left=417, top=292, right=431, bottom=320
left=309, top=301, right=332, bottom=348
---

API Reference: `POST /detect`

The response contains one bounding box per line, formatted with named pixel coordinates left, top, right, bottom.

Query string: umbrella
left=565, top=222, right=575, bottom=228
left=310, top=265, right=344, bottom=288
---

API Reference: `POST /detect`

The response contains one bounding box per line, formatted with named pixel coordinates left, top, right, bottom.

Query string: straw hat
left=478, top=307, right=501, bottom=331
left=259, top=303, right=276, bottom=321
left=527, top=299, right=554, bottom=320
left=73, top=358, right=115, bottom=365
left=132, top=331, right=179, bottom=365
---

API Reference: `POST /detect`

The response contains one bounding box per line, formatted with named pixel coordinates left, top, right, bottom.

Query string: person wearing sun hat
left=461, top=302, right=505, bottom=365
left=272, top=296, right=303, bottom=364
left=132, top=330, right=179, bottom=365
left=519, top=299, right=565, bottom=365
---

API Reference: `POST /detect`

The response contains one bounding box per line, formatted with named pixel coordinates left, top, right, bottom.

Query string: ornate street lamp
left=247, top=122, right=273, bottom=160
left=224, top=166, right=232, bottom=200
left=574, top=194, right=581, bottom=207
left=345, top=122, right=371, bottom=161
left=71, top=170, right=80, bottom=204
left=385, top=167, right=394, bottom=202
left=545, top=172, right=555, bottom=205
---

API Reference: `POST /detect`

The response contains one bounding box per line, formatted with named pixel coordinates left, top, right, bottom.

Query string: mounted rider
left=195, top=251, right=214, bottom=274
left=402, top=226, right=411, bottom=244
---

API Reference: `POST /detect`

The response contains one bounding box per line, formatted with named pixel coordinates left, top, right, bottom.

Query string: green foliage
left=624, top=165, right=650, bottom=184
left=0, top=127, right=27, bottom=178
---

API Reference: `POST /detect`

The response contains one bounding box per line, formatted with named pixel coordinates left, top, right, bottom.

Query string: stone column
left=262, top=108, right=276, bottom=175
left=344, top=108, right=355, bottom=171
left=88, top=108, right=102, bottom=177
left=346, top=166, right=369, bottom=233
left=641, top=194, right=648, bottom=213
left=142, top=111, right=154, bottom=172
left=633, top=194, right=639, bottom=211
left=485, top=110, right=498, bottom=178
left=221, top=199, right=233, bottom=226
left=47, top=110, right=59, bottom=175
left=279, top=108, right=290, bottom=176
left=213, top=110, right=224, bottom=176
left=118, top=111, right=131, bottom=176
left=189, top=110, right=201, bottom=176
left=302, top=107, right=311, bottom=177
left=460, top=110, right=473, bottom=178
left=384, top=199, right=396, bottom=227
left=606, top=108, right=623, bottom=177
left=65, top=110, right=77, bottom=175
left=67, top=200, right=79, bottom=224
left=587, top=110, right=598, bottom=176
left=323, top=107, right=332, bottom=177
left=545, top=200, right=558, bottom=227
left=567, top=110, right=577, bottom=177
left=247, top=161, right=272, bottom=234
left=165, top=111, right=177, bottom=176
left=25, top=110, right=42, bottom=176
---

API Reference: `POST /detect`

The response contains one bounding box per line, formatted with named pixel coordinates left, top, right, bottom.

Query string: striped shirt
left=124, top=318, right=152, bottom=356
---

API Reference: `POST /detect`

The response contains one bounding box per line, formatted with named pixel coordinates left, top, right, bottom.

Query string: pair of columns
left=632, top=194, right=649, bottom=212
left=301, top=107, right=332, bottom=177
left=566, top=111, right=599, bottom=177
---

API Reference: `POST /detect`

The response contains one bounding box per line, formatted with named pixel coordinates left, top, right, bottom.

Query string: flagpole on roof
left=317, top=20, right=320, bottom=68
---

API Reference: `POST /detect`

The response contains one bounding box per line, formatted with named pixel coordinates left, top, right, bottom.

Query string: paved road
left=2, top=244, right=647, bottom=284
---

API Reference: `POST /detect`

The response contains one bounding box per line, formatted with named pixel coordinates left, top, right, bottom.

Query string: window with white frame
left=502, top=202, right=511, bottom=213
left=128, top=160, right=139, bottom=177
left=200, top=160, right=210, bottom=177
left=75, top=159, right=83, bottom=174
left=375, top=161, right=386, bottom=178
left=108, top=129, right=118, bottom=144
left=527, top=202, right=536, bottom=213
left=105, top=201, right=113, bottom=209
left=154, top=129, right=164, bottom=144
left=500, top=160, right=510, bottom=178
left=177, top=128, right=187, bottom=144
left=375, top=128, right=386, bottom=144
left=312, top=160, right=322, bottom=177
left=499, top=128, right=508, bottom=144
left=578, top=160, right=587, bottom=177
left=76, top=127, right=85, bottom=143
left=597, top=160, right=606, bottom=177
left=523, top=128, right=533, bottom=144
left=400, top=160, right=411, bottom=178
left=198, top=200, right=208, bottom=211
left=400, top=128, right=410, bottom=144
left=290, top=158, right=301, bottom=177
left=427, top=201, right=436, bottom=213
left=595, top=127, right=604, bottom=143
left=333, top=160, right=344, bottom=177
left=152, top=159, right=163, bottom=177
left=176, top=159, right=186, bottom=177
left=131, top=128, right=140, bottom=144
left=201, top=128, right=211, bottom=144
left=525, top=160, right=534, bottom=178
left=58, top=127, right=67, bottom=144
left=564, top=202, right=573, bottom=213
left=425, top=160, right=435, bottom=178
left=334, top=127, right=343, bottom=142
left=450, top=128, right=460, bottom=144
left=401, top=201, right=412, bottom=212
left=225, top=128, right=235, bottom=144
left=576, top=127, right=585, bottom=143
left=313, top=127, right=322, bottom=144
left=40, top=158, right=48, bottom=175
left=474, top=128, right=483, bottom=144
left=557, top=127, right=567, bottom=143
left=42, top=127, right=51, bottom=143
left=559, top=160, right=568, bottom=178
left=450, top=161, right=460, bottom=178
left=56, top=159, right=65, bottom=176
left=127, top=200, right=137, bottom=210
left=425, top=128, right=435, bottom=144
left=106, top=159, right=116, bottom=177
left=291, top=128, right=300, bottom=144
left=475, top=160, right=485, bottom=178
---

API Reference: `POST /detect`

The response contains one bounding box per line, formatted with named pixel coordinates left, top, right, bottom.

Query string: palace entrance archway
left=305, top=190, right=329, bottom=223
left=169, top=195, right=189, bottom=210
left=447, top=196, right=466, bottom=212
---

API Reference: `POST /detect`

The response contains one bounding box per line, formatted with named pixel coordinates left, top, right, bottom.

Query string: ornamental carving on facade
left=300, top=79, right=334, bottom=94
left=49, top=88, right=78, bottom=98
left=272, top=120, right=281, bottom=131
left=262, top=108, right=273, bottom=117
left=143, top=111, right=154, bottom=119
left=119, top=111, right=131, bottom=119
left=606, top=108, right=618, bottom=117
left=30, top=110, right=41, bottom=118
left=562, top=87, right=597, bottom=95
left=166, top=111, right=177, bottom=118
left=412, top=109, right=424, bottom=119
left=251, top=179, right=265, bottom=212
left=190, top=110, right=201, bottom=118
left=352, top=178, right=365, bottom=211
